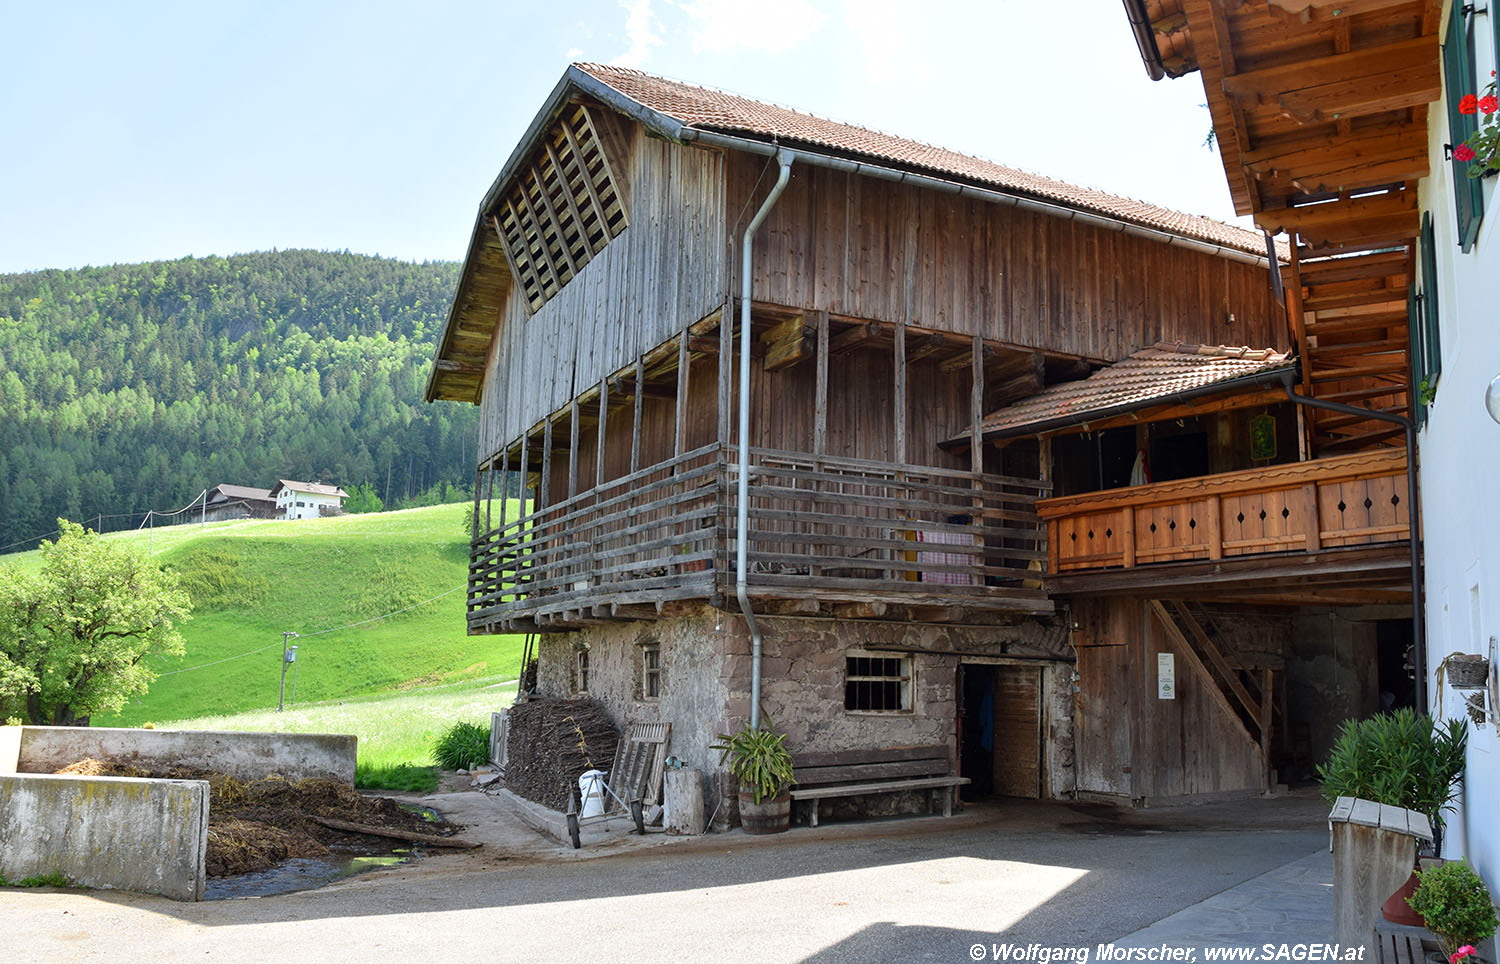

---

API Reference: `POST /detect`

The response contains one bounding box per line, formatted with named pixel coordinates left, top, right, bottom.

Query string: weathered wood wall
left=478, top=122, right=727, bottom=462
left=730, top=156, right=1283, bottom=360
left=1071, top=597, right=1264, bottom=801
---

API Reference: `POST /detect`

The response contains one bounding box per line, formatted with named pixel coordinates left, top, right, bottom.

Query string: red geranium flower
left=1455, top=143, right=1477, bottom=162
left=1460, top=94, right=1479, bottom=114
left=1480, top=94, right=1499, bottom=114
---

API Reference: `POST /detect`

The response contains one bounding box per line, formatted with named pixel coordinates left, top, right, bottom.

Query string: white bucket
left=578, top=769, right=607, bottom=819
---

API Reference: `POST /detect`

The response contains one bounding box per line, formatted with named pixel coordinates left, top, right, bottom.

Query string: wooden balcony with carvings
left=1036, top=449, right=1414, bottom=604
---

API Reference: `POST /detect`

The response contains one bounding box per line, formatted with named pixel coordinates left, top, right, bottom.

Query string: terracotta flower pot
left=737, top=788, right=790, bottom=834
left=1382, top=868, right=1428, bottom=927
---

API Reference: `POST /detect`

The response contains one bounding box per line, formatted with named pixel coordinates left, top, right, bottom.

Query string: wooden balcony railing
left=1036, top=449, right=1409, bottom=574
left=730, top=448, right=1050, bottom=611
left=467, top=444, right=1052, bottom=629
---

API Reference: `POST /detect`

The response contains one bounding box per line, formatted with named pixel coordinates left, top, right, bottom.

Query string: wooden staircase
left=1288, top=246, right=1413, bottom=454
left=1149, top=600, right=1284, bottom=791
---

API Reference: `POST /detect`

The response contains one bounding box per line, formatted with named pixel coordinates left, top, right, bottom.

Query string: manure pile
left=503, top=697, right=619, bottom=811
left=56, top=759, right=458, bottom=877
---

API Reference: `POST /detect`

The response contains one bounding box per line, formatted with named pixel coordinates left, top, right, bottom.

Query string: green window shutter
left=1444, top=5, right=1485, bottom=251
left=1408, top=283, right=1426, bottom=428
left=1420, top=212, right=1442, bottom=386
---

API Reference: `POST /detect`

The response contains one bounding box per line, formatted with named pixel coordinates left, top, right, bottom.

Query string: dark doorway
left=1377, top=619, right=1416, bottom=711
left=959, top=663, right=1043, bottom=800
left=959, top=664, right=997, bottom=798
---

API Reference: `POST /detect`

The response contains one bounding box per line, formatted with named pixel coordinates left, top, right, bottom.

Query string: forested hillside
left=0, top=250, right=475, bottom=548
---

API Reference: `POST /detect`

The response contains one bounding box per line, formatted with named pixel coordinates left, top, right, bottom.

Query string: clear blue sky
left=0, top=0, right=1241, bottom=274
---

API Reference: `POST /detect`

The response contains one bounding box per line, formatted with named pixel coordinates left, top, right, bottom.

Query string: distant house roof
left=952, top=343, right=1296, bottom=443
left=269, top=480, right=349, bottom=499
left=428, top=64, right=1284, bottom=405
left=207, top=483, right=273, bottom=504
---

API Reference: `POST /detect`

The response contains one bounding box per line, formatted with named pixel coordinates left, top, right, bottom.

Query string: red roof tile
left=575, top=63, right=1276, bottom=258
left=960, top=343, right=1294, bottom=441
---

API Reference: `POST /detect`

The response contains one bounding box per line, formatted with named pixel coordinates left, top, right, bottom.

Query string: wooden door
left=992, top=665, right=1043, bottom=798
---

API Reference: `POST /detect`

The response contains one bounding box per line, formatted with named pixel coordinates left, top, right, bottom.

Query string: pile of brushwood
left=57, top=759, right=462, bottom=877
left=503, top=697, right=619, bottom=811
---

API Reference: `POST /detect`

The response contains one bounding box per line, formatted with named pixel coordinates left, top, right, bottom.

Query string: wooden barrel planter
left=738, top=789, right=791, bottom=834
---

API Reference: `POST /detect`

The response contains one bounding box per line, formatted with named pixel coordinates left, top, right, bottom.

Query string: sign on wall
left=1157, top=652, right=1176, bottom=700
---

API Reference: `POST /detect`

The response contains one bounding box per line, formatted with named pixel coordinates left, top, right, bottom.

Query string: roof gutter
left=943, top=363, right=1298, bottom=447
left=1121, top=0, right=1167, bottom=81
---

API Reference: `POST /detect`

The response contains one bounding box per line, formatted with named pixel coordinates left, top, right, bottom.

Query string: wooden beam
left=894, top=322, right=907, bottom=466
left=1221, top=36, right=1434, bottom=108
left=630, top=357, right=643, bottom=475
left=761, top=314, right=811, bottom=371
left=1275, top=61, right=1441, bottom=126
left=1268, top=0, right=1418, bottom=21
left=970, top=336, right=984, bottom=476
left=434, top=358, right=485, bottom=376
left=829, top=322, right=879, bottom=354
left=540, top=416, right=552, bottom=512
left=568, top=398, right=580, bottom=499
left=675, top=329, right=689, bottom=458
left=832, top=601, right=888, bottom=619
left=814, top=310, right=829, bottom=457
left=596, top=378, right=607, bottom=490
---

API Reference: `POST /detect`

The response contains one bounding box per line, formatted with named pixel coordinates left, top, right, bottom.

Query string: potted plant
left=1318, top=709, right=1468, bottom=927
left=711, top=724, right=795, bottom=834
left=1407, top=859, right=1498, bottom=964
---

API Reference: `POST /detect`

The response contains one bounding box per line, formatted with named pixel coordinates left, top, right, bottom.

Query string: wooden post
left=1302, top=482, right=1322, bottom=552
left=517, top=428, right=530, bottom=525
left=814, top=310, right=829, bottom=458
left=1205, top=494, right=1224, bottom=561
left=470, top=465, right=483, bottom=544
left=1261, top=667, right=1274, bottom=791
left=498, top=448, right=510, bottom=534
left=568, top=399, right=580, bottom=500
left=596, top=378, right=608, bottom=490
left=894, top=321, right=907, bottom=467
left=484, top=459, right=495, bottom=533
left=1121, top=506, right=1136, bottom=568
left=675, top=330, right=690, bottom=457
left=540, top=416, right=553, bottom=513
left=718, top=298, right=732, bottom=453
left=630, top=358, right=644, bottom=474
left=970, top=336, right=984, bottom=477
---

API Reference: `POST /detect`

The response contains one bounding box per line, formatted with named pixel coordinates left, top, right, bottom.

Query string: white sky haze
left=0, top=0, right=1243, bottom=274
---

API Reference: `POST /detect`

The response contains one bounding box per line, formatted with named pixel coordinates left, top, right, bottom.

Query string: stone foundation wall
left=533, top=610, right=1076, bottom=824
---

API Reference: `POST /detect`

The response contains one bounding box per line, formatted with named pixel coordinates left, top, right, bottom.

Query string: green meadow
left=2, top=502, right=527, bottom=727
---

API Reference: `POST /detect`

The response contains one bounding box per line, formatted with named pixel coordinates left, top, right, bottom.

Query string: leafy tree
left=343, top=482, right=383, bottom=514
left=0, top=520, right=192, bottom=725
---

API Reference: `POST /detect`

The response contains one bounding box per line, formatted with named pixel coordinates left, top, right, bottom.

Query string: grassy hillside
left=3, top=503, right=526, bottom=726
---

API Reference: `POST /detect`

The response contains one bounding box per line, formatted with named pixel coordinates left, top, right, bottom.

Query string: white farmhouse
left=268, top=480, right=348, bottom=520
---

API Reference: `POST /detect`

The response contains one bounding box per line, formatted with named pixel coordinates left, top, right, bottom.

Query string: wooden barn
left=427, top=63, right=1418, bottom=819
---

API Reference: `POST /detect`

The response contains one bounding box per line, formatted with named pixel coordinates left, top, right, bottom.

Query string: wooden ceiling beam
left=1266, top=0, right=1424, bottom=23
left=1222, top=35, right=1432, bottom=104
left=1274, top=61, right=1440, bottom=125
left=1255, top=188, right=1415, bottom=238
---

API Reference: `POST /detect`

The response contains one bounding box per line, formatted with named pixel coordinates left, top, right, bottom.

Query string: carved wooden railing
left=1037, top=449, right=1409, bottom=574
left=467, top=443, right=1053, bottom=628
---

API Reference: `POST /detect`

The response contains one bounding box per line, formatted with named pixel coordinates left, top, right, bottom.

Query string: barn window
left=574, top=648, right=590, bottom=694
left=844, top=653, right=913, bottom=713
left=641, top=644, right=661, bottom=701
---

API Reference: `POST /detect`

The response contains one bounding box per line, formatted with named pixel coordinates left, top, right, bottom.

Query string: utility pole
left=278, top=632, right=300, bottom=712
left=289, top=646, right=300, bottom=705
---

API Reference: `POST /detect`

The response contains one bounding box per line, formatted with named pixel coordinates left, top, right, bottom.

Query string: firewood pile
left=503, top=697, right=619, bottom=811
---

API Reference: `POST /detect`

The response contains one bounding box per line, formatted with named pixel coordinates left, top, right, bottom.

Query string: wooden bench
left=790, top=744, right=970, bottom=827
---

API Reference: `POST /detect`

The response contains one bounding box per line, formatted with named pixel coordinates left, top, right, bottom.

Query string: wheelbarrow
left=563, top=722, right=670, bottom=849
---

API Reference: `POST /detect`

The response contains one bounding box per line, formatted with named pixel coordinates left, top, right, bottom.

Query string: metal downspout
left=739, top=150, right=794, bottom=731
left=1279, top=376, right=1427, bottom=712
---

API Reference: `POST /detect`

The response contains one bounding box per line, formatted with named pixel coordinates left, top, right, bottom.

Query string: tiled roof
left=961, top=343, right=1295, bottom=440
left=209, top=484, right=273, bottom=502
left=273, top=479, right=349, bottom=499
left=575, top=63, right=1276, bottom=258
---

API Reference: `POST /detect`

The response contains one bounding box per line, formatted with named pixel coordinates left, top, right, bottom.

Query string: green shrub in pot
left=711, top=724, right=795, bottom=804
left=1407, top=859, right=1498, bottom=961
left=1317, top=708, right=1468, bottom=825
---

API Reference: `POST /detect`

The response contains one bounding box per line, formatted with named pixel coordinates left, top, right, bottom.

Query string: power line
left=156, top=640, right=286, bottom=677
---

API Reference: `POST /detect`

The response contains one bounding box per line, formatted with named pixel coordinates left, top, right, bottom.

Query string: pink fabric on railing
left=918, top=529, right=974, bottom=585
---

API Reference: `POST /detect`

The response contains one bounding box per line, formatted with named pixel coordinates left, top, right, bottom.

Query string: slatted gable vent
left=495, top=104, right=628, bottom=312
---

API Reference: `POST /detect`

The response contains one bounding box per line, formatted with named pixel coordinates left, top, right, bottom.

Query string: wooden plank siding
left=477, top=124, right=727, bottom=462
left=727, top=155, right=1283, bottom=362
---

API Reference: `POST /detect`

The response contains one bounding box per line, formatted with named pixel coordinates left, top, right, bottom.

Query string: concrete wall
left=1419, top=2, right=1500, bottom=891
left=9, top=726, right=357, bottom=784
left=0, top=773, right=209, bottom=901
